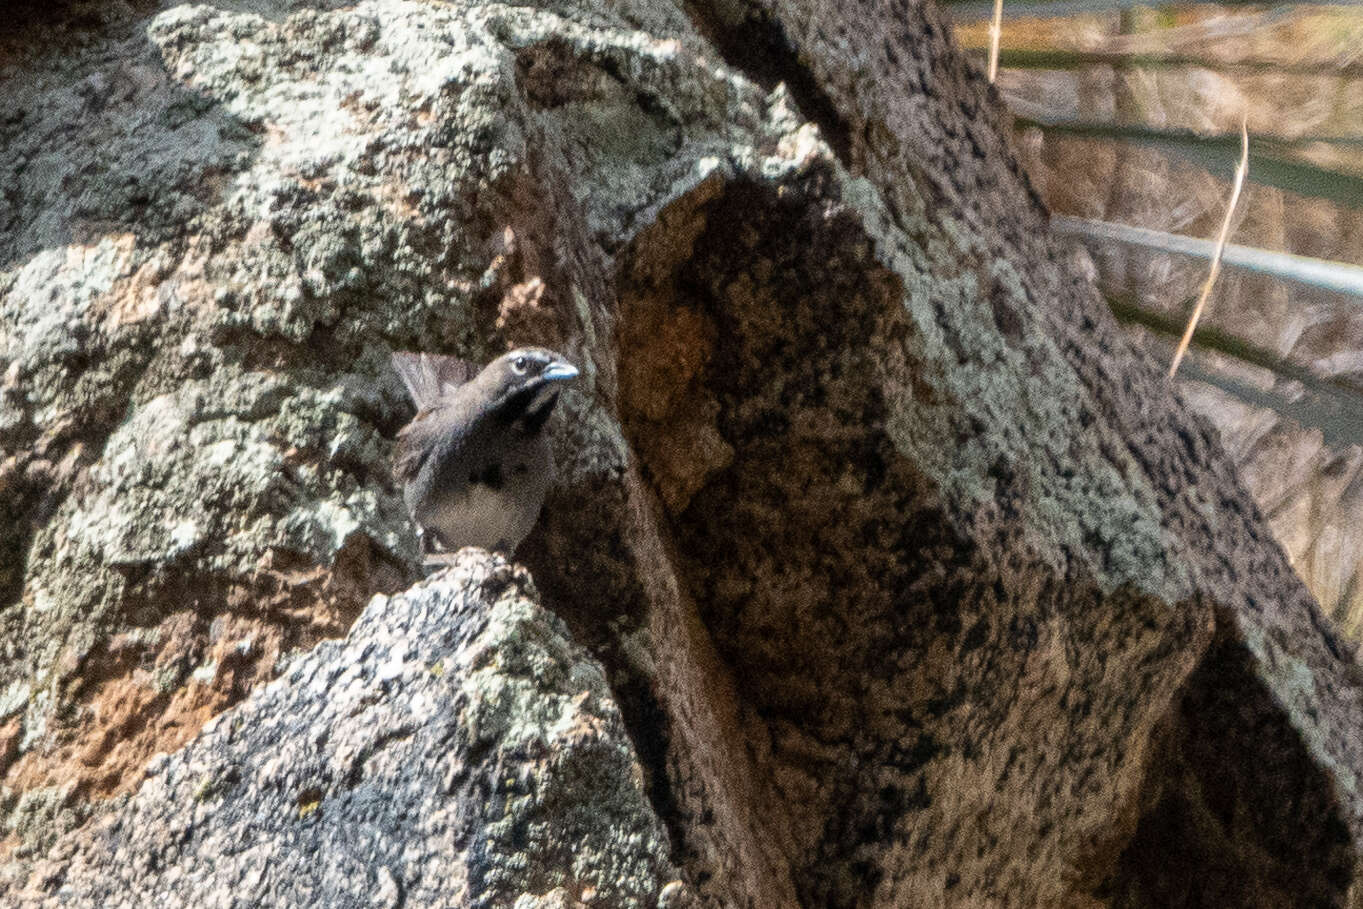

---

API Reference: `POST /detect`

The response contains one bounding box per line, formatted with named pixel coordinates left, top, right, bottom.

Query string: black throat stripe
left=492, top=383, right=559, bottom=436
left=470, top=462, right=505, bottom=490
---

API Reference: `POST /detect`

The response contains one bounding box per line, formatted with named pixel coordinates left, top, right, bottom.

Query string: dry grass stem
left=988, top=0, right=1003, bottom=82
left=1169, top=116, right=1250, bottom=378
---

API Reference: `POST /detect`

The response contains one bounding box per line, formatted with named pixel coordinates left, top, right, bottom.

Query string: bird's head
left=479, top=347, right=579, bottom=426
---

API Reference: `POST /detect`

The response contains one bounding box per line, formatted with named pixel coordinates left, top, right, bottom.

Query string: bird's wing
left=394, top=406, right=453, bottom=484
left=391, top=351, right=477, bottom=411
left=392, top=387, right=494, bottom=487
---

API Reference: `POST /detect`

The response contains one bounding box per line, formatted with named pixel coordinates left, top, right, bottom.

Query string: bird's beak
left=541, top=361, right=579, bottom=383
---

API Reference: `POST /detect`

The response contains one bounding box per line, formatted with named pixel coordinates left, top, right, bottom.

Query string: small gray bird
left=391, top=347, right=579, bottom=561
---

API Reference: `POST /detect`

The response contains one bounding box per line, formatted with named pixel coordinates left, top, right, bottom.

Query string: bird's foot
left=417, top=527, right=461, bottom=572
left=421, top=550, right=462, bottom=570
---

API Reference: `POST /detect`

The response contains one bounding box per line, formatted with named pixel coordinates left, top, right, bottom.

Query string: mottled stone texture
left=16, top=552, right=679, bottom=908
left=1, top=0, right=1362, bottom=907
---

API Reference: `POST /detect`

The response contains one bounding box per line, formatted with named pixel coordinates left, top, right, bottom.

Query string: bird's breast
left=416, top=436, right=553, bottom=552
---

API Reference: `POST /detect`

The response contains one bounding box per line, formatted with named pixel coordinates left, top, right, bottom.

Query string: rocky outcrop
left=13, top=552, right=678, bottom=908
left=2, top=0, right=1362, bottom=906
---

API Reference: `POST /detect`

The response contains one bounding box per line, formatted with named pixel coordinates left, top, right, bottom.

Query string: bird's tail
left=390, top=351, right=476, bottom=409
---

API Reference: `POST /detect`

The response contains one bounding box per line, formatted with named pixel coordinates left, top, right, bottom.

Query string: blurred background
left=946, top=3, right=1363, bottom=643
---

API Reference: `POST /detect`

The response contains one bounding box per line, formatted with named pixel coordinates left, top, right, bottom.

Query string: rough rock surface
left=17, top=551, right=678, bottom=908
left=1, top=0, right=1362, bottom=907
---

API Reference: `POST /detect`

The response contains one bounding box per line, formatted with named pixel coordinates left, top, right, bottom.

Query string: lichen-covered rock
left=14, top=551, right=678, bottom=908
left=2, top=0, right=1363, bottom=907
left=0, top=0, right=805, bottom=844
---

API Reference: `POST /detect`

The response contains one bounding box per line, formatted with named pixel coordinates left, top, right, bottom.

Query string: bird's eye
left=512, top=356, right=528, bottom=374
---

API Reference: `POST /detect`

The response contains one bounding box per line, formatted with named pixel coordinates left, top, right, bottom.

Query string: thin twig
left=1169, top=115, right=1250, bottom=378
left=987, top=0, right=1003, bottom=82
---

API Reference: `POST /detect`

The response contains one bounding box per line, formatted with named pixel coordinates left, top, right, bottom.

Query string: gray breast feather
left=412, top=436, right=553, bottom=552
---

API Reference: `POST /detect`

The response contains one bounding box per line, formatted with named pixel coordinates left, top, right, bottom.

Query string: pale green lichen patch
left=831, top=161, right=1190, bottom=603
left=0, top=683, right=29, bottom=724
left=33, top=366, right=406, bottom=580
left=3, top=784, right=91, bottom=859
